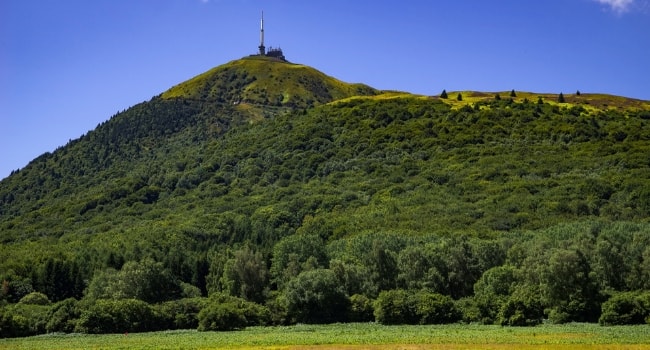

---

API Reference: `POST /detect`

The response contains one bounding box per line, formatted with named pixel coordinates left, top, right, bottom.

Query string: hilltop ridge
left=161, top=57, right=377, bottom=109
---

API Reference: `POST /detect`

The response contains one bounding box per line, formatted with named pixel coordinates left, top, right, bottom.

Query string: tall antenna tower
left=258, top=11, right=265, bottom=55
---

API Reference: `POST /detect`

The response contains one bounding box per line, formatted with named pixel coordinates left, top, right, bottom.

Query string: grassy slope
left=439, top=91, right=650, bottom=112
left=162, top=56, right=377, bottom=108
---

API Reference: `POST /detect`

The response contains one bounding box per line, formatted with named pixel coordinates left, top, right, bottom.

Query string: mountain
left=2, top=57, right=650, bottom=333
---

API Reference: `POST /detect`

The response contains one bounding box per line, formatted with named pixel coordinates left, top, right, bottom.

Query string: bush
left=456, top=297, right=482, bottom=324
left=197, top=294, right=270, bottom=331
left=599, top=292, right=650, bottom=325
left=283, top=269, right=350, bottom=324
left=75, top=299, right=164, bottom=334
left=414, top=291, right=461, bottom=324
left=374, top=289, right=461, bottom=325
left=198, top=302, right=247, bottom=331
left=158, top=297, right=207, bottom=330
left=46, top=298, right=80, bottom=333
left=349, top=294, right=374, bottom=322
left=0, top=304, right=49, bottom=338
left=374, top=289, right=414, bottom=325
left=498, top=289, right=544, bottom=326
left=18, top=292, right=50, bottom=305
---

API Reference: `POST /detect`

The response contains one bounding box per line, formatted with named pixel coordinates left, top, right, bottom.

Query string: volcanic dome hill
left=2, top=57, right=650, bottom=334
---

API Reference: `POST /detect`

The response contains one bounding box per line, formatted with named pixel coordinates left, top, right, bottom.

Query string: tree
left=473, top=265, right=519, bottom=324
left=283, top=269, right=350, bottom=324
left=456, top=93, right=463, bottom=101
left=440, top=90, right=448, bottom=99
left=220, top=246, right=268, bottom=303
left=498, top=287, right=544, bottom=326
left=599, top=291, right=650, bottom=325
left=46, top=298, right=80, bottom=333
left=495, top=93, right=501, bottom=101
left=510, top=89, right=517, bottom=98
left=374, top=289, right=460, bottom=325
left=397, top=245, right=431, bottom=290
left=115, top=258, right=182, bottom=303
left=197, top=302, right=247, bottom=331
left=558, top=92, right=566, bottom=103
left=84, top=258, right=182, bottom=303
left=270, top=234, right=328, bottom=290
left=75, top=299, right=163, bottom=334
left=541, top=249, right=600, bottom=323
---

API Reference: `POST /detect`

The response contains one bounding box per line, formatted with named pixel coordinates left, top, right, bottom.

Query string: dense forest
left=2, top=58, right=650, bottom=337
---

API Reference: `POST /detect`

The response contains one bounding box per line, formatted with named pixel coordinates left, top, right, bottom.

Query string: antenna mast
left=258, top=11, right=265, bottom=55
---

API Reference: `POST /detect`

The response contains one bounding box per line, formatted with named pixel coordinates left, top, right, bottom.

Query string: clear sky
left=2, top=0, right=649, bottom=179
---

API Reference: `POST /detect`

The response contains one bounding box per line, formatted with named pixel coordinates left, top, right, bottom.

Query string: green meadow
left=2, top=323, right=649, bottom=350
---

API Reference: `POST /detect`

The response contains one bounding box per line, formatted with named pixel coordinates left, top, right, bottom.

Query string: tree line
left=2, top=221, right=650, bottom=337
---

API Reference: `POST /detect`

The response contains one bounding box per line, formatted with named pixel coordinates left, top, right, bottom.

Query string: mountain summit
left=161, top=57, right=377, bottom=109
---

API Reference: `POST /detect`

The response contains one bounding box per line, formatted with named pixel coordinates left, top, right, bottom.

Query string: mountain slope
left=1, top=59, right=650, bottom=323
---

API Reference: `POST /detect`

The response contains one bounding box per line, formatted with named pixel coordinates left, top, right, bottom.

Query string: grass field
left=2, top=323, right=649, bottom=350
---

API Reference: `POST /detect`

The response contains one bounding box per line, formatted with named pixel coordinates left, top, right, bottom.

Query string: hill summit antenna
left=253, top=11, right=286, bottom=61
left=258, top=11, right=265, bottom=55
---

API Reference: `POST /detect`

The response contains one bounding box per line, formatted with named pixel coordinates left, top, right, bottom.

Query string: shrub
left=197, top=294, right=270, bottom=331
left=349, top=294, right=374, bottom=322
left=0, top=304, right=49, bottom=338
left=599, top=292, right=649, bottom=325
left=198, top=302, right=247, bottom=331
left=413, top=291, right=461, bottom=324
left=18, top=292, right=50, bottom=305
left=283, top=269, right=350, bottom=324
left=75, top=299, right=163, bottom=334
left=45, top=298, right=80, bottom=333
left=456, top=297, right=482, bottom=324
left=374, top=289, right=461, bottom=325
left=374, top=289, right=414, bottom=325
left=158, top=297, right=207, bottom=330
left=498, top=288, right=544, bottom=326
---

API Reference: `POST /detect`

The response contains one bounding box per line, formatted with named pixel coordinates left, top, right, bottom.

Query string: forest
left=2, top=59, right=650, bottom=337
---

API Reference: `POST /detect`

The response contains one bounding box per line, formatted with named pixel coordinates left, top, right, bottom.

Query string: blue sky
left=2, top=0, right=649, bottom=179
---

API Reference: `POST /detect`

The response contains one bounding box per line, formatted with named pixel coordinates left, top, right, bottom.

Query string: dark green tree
left=270, top=234, right=328, bottom=290
left=220, top=246, right=268, bottom=303
left=558, top=92, right=566, bottom=103
left=283, top=269, right=350, bottom=324
left=440, top=90, right=448, bottom=99
left=541, top=249, right=600, bottom=323
left=497, top=287, right=544, bottom=326
left=599, top=291, right=650, bottom=325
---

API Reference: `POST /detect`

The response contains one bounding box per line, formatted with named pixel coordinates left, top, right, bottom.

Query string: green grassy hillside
left=162, top=56, right=377, bottom=109
left=2, top=59, right=650, bottom=336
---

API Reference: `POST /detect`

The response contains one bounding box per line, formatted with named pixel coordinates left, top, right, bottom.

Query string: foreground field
left=2, top=323, right=649, bottom=350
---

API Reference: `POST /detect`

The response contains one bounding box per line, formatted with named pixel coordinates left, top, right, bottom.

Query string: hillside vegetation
left=2, top=58, right=650, bottom=337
